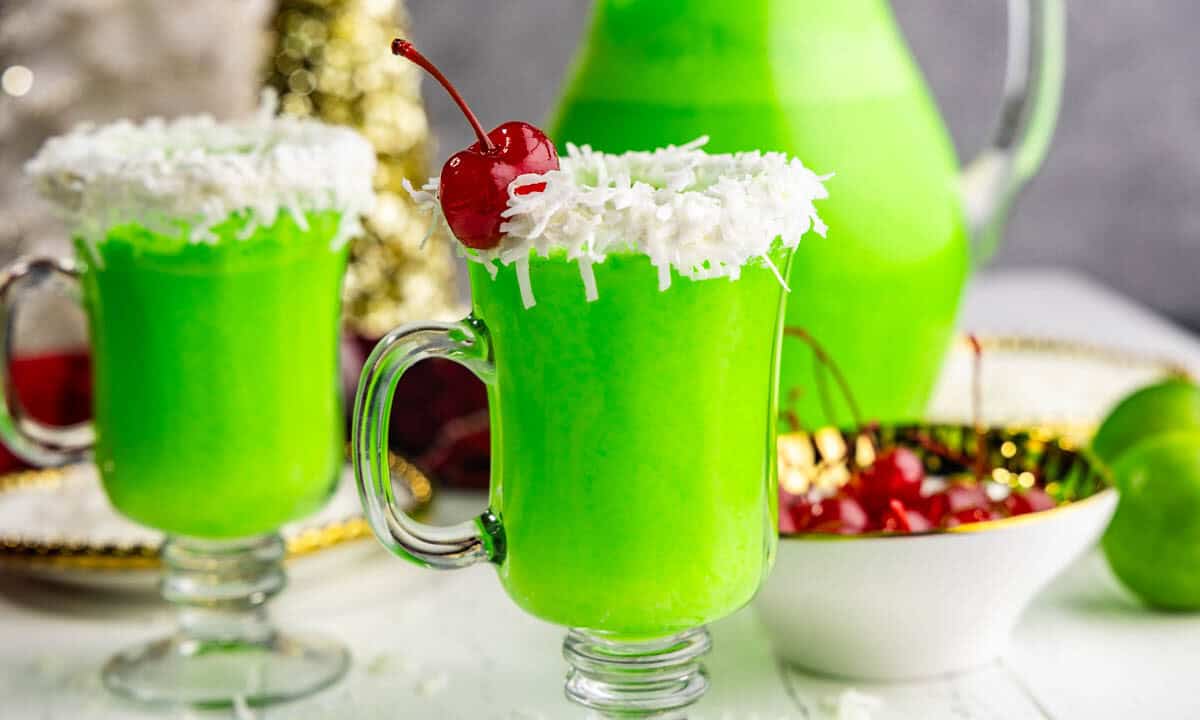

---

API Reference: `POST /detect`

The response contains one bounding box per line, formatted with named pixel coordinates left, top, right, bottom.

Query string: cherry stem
left=391, top=38, right=495, bottom=153
left=784, top=327, right=865, bottom=430
left=912, top=430, right=972, bottom=467
left=889, top=499, right=913, bottom=533
left=780, top=389, right=802, bottom=432
left=813, top=363, right=838, bottom=430
left=967, top=333, right=987, bottom=482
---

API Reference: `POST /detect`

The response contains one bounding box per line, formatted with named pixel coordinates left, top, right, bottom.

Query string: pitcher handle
left=962, top=0, right=1066, bottom=262
left=0, top=256, right=94, bottom=466
left=352, top=317, right=504, bottom=569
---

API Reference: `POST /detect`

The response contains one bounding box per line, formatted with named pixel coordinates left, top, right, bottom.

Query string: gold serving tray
left=0, top=453, right=432, bottom=589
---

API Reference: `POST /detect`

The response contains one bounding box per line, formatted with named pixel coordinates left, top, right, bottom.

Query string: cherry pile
left=779, top=444, right=1059, bottom=536
left=779, top=330, right=1062, bottom=536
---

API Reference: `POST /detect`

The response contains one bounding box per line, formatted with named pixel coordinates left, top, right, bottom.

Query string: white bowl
left=754, top=485, right=1117, bottom=681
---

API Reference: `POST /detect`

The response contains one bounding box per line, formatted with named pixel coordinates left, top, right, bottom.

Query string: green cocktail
left=81, top=213, right=346, bottom=539
left=355, top=141, right=827, bottom=715
left=8, top=109, right=377, bottom=706
left=473, top=251, right=786, bottom=636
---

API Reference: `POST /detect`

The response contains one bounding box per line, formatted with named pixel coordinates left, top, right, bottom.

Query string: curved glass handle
left=0, top=256, right=94, bottom=466
left=962, top=0, right=1066, bottom=263
left=352, top=318, right=503, bottom=569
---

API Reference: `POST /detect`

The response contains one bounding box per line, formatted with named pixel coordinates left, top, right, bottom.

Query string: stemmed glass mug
left=356, top=244, right=794, bottom=715
left=0, top=111, right=375, bottom=706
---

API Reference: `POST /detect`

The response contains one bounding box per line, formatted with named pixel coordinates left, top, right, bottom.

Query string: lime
left=1101, top=431, right=1200, bottom=610
left=1091, top=378, right=1200, bottom=468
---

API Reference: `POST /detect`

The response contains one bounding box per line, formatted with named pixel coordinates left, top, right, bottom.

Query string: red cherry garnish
left=943, top=506, right=997, bottom=528
left=881, top=498, right=933, bottom=534
left=906, top=509, right=933, bottom=533
left=1003, top=487, right=1057, bottom=516
left=853, top=447, right=925, bottom=515
left=784, top=499, right=813, bottom=533
left=791, top=493, right=870, bottom=535
left=778, top=488, right=802, bottom=535
left=392, top=39, right=559, bottom=250
left=923, top=482, right=990, bottom=526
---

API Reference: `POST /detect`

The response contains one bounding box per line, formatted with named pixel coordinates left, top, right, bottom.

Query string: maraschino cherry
left=391, top=39, right=559, bottom=249
left=923, top=482, right=991, bottom=527
left=1003, top=487, right=1056, bottom=516
left=790, top=493, right=870, bottom=535
left=882, top=499, right=933, bottom=533
left=853, top=446, right=925, bottom=515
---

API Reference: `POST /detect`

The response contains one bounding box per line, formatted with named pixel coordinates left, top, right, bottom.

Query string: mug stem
left=163, top=534, right=286, bottom=645
left=563, top=626, right=712, bottom=717
left=101, top=533, right=349, bottom=707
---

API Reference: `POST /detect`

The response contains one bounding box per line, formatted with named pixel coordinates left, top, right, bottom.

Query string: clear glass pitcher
left=549, top=0, right=1063, bottom=426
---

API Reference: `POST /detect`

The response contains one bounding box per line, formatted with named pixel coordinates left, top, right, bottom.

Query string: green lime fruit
left=1101, top=431, right=1200, bottom=610
left=1092, top=378, right=1200, bottom=468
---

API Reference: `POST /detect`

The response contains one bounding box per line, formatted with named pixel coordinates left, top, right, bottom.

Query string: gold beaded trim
left=0, top=452, right=433, bottom=571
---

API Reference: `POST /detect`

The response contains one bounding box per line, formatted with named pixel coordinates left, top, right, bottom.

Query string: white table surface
left=3, top=269, right=1200, bottom=720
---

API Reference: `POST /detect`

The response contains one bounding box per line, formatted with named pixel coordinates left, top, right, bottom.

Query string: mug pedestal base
left=102, top=533, right=348, bottom=707
left=102, top=632, right=349, bottom=707
left=563, top=626, right=711, bottom=718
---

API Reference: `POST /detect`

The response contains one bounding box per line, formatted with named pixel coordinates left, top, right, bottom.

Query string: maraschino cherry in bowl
left=754, top=421, right=1116, bottom=681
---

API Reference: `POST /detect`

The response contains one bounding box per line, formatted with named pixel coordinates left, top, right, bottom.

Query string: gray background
left=408, top=1, right=1200, bottom=332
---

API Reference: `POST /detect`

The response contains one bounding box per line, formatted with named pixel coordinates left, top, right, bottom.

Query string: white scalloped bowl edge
left=753, top=488, right=1118, bottom=681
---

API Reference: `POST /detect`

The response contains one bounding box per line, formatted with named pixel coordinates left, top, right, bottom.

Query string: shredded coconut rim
left=406, top=137, right=829, bottom=308
left=24, top=94, right=377, bottom=251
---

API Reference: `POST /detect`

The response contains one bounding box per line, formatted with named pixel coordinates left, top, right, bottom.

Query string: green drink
left=356, top=141, right=827, bottom=714
left=7, top=109, right=376, bottom=706
left=473, top=251, right=786, bottom=636
left=82, top=214, right=347, bottom=539
left=550, top=0, right=1063, bottom=426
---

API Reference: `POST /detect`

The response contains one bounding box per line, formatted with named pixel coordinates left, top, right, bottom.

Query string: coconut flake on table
left=406, top=137, right=830, bottom=308
left=23, top=92, right=377, bottom=254
left=822, top=689, right=883, bottom=720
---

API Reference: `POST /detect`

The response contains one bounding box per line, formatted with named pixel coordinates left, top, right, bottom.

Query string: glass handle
left=352, top=318, right=503, bottom=569
left=961, top=0, right=1066, bottom=263
left=0, top=256, right=94, bottom=466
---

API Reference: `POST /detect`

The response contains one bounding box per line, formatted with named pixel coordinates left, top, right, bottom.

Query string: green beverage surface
left=550, top=0, right=970, bottom=426
left=80, top=214, right=347, bottom=538
left=472, top=252, right=787, bottom=636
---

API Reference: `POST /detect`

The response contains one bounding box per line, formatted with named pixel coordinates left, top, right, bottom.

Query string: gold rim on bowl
left=962, top=334, right=1191, bottom=380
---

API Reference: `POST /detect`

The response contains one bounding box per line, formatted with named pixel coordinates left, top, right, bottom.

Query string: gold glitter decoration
left=813, top=427, right=847, bottom=463
left=854, top=433, right=877, bottom=468
left=264, top=0, right=462, bottom=338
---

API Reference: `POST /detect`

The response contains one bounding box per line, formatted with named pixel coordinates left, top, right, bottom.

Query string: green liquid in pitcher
left=78, top=213, right=347, bottom=538
left=473, top=251, right=787, bottom=636
left=550, top=0, right=970, bottom=425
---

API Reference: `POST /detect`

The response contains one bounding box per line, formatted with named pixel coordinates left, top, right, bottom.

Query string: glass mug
left=0, top=215, right=350, bottom=706
left=355, top=249, right=792, bottom=715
